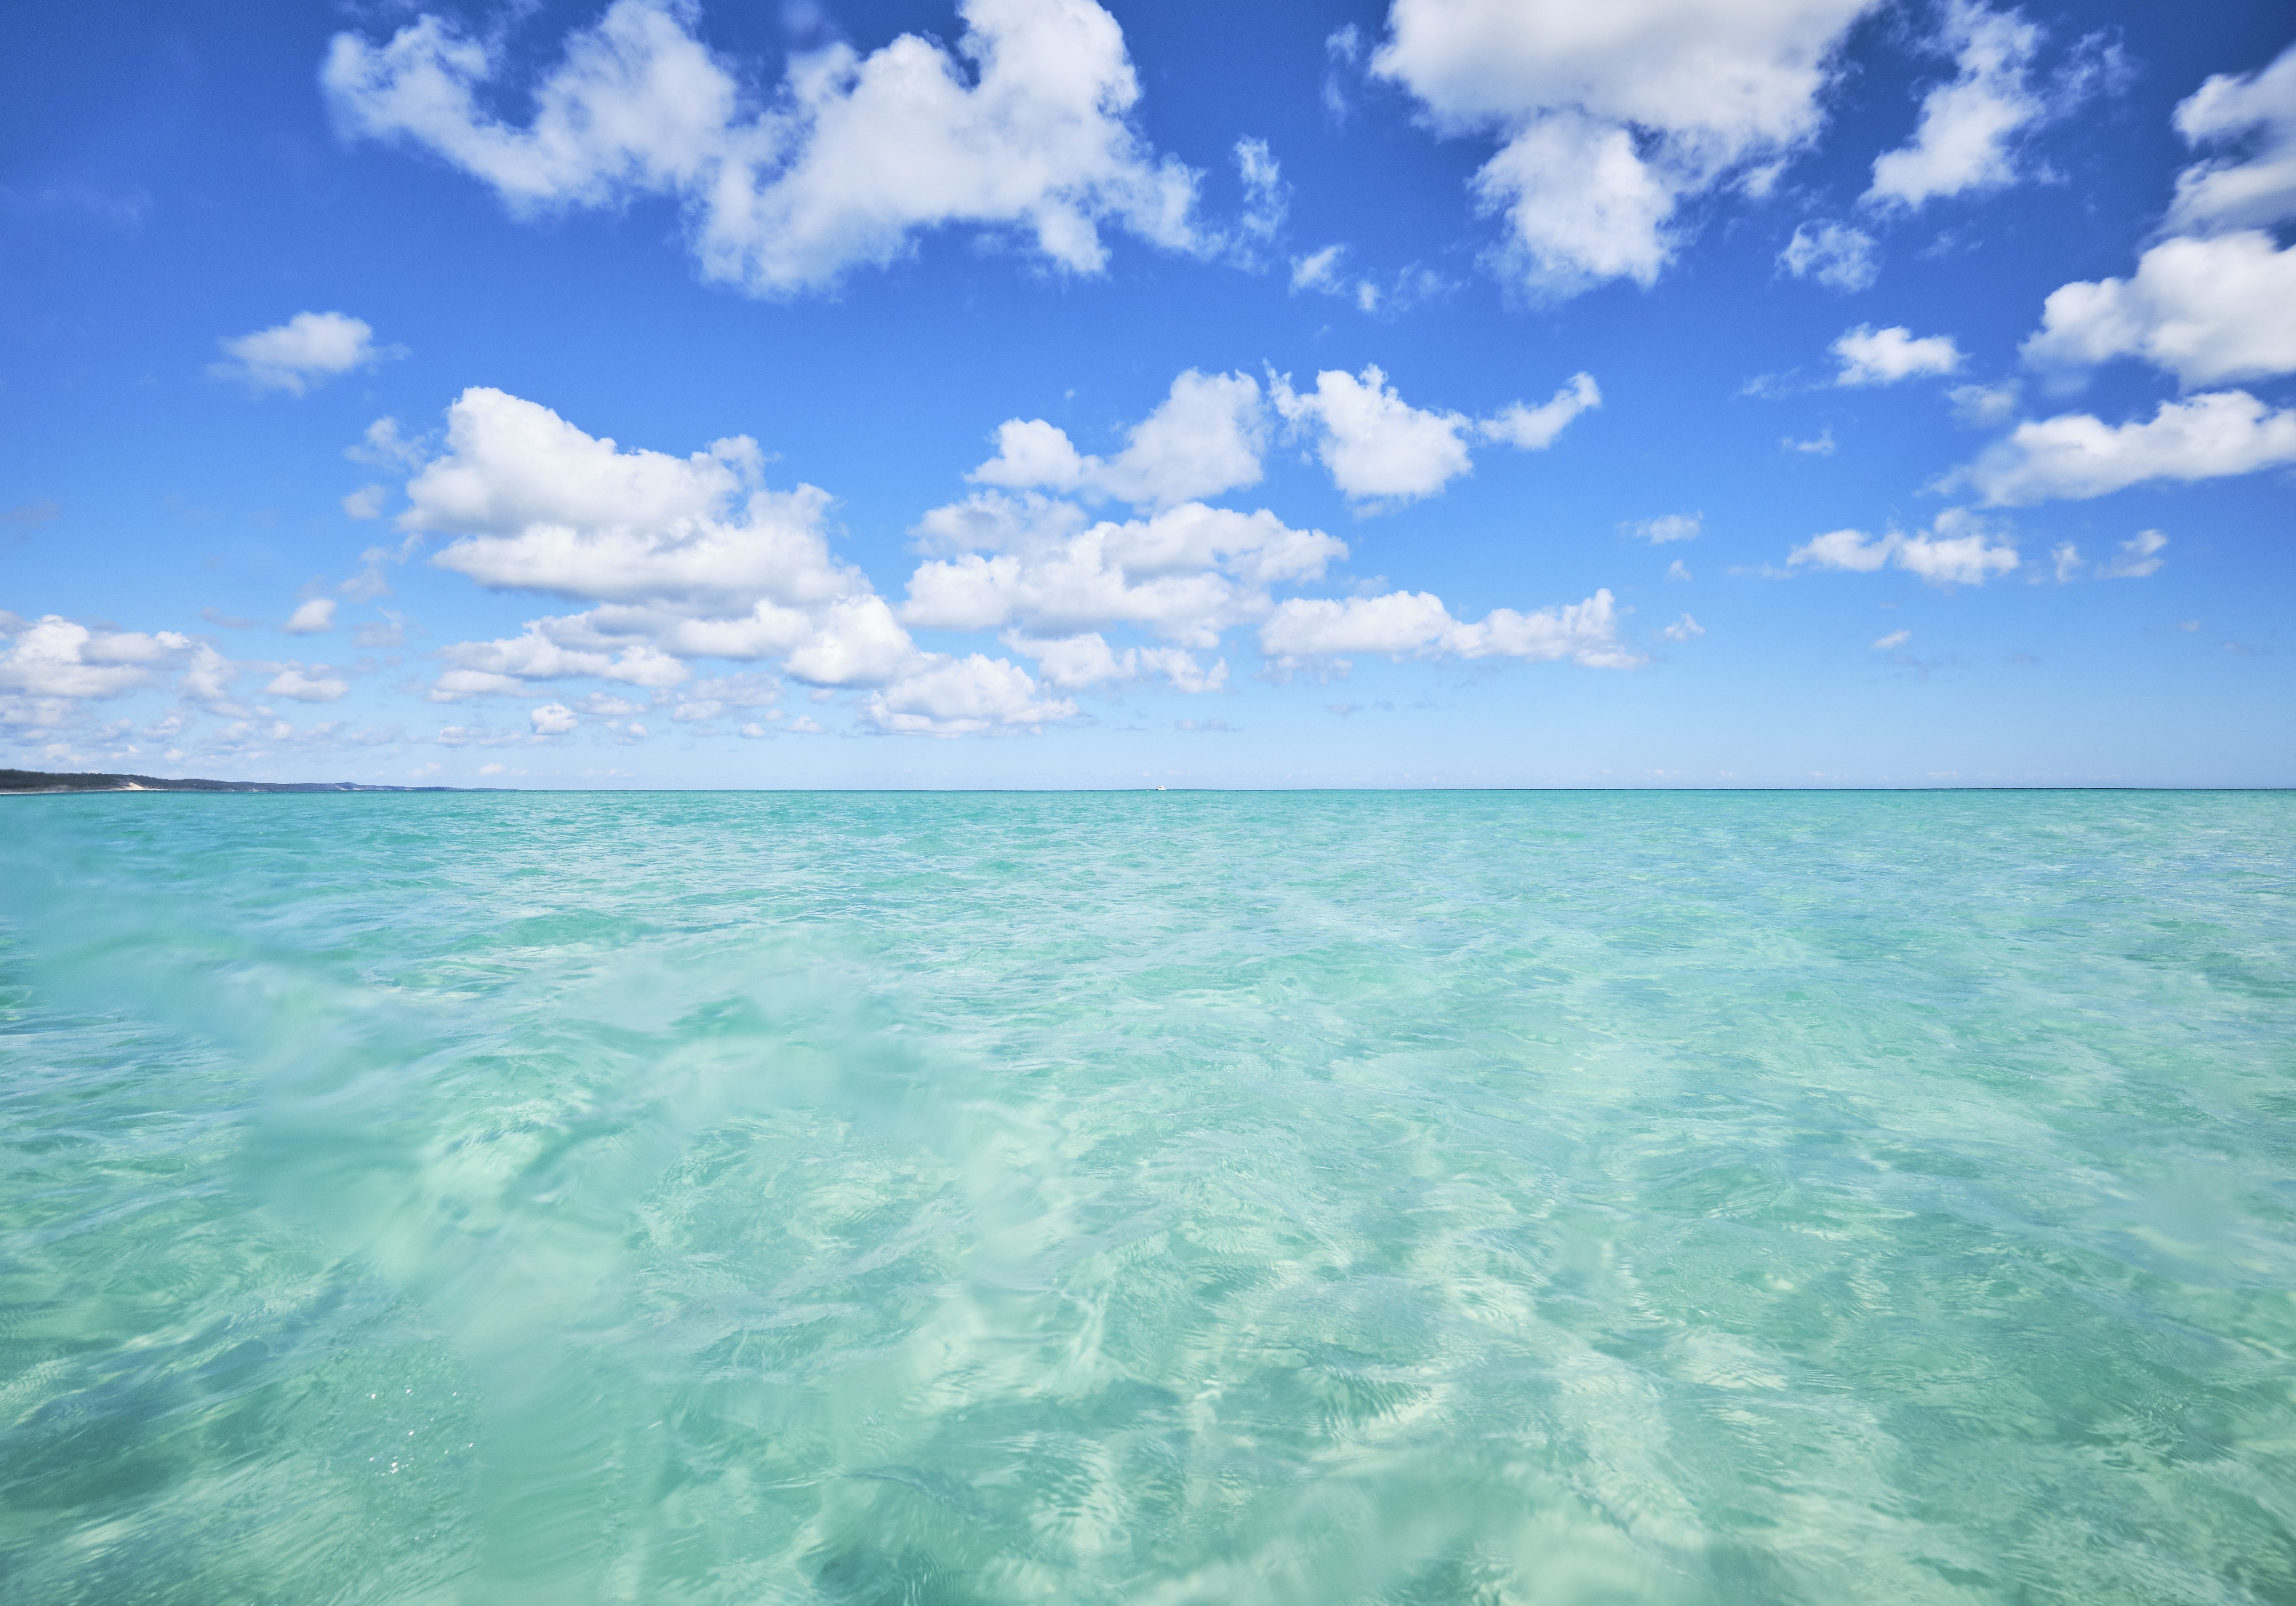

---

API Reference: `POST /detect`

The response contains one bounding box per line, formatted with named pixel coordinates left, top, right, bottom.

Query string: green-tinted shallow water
left=2, top=791, right=2292, bottom=1604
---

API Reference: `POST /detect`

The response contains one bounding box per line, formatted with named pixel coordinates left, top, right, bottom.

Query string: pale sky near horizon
left=3, top=0, right=2292, bottom=787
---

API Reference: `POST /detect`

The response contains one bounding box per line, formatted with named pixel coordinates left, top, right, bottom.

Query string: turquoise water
left=2, top=791, right=2292, bottom=1604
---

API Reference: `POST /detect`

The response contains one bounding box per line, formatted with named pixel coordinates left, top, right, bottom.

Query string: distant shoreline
left=0, top=768, right=463, bottom=795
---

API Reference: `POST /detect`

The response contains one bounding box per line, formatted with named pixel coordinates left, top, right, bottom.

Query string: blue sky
left=3, top=0, right=2291, bottom=787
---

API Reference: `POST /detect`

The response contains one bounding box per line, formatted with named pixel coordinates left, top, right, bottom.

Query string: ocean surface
left=2, top=790, right=2291, bottom=1605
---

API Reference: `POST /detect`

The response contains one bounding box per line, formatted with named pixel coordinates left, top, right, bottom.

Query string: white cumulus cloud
left=323, top=0, right=1204, bottom=296
left=1269, top=364, right=1598, bottom=505
left=1000, top=632, right=1227, bottom=692
left=2019, top=231, right=2296, bottom=389
left=530, top=702, right=579, bottom=734
left=1954, top=390, right=2296, bottom=505
left=1787, top=510, right=2019, bottom=585
left=178, top=644, right=243, bottom=711
left=1370, top=0, right=1878, bottom=298
left=1865, top=1, right=2044, bottom=209
left=0, top=617, right=188, bottom=714
left=967, top=370, right=1266, bottom=509
left=265, top=665, right=350, bottom=702
left=1272, top=366, right=1468, bottom=503
left=383, top=386, right=1092, bottom=732
left=2165, top=42, right=2296, bottom=235
left=211, top=311, right=398, bottom=395
left=284, top=597, right=338, bottom=635
left=1832, top=324, right=1963, bottom=385
left=1479, top=371, right=1603, bottom=449
left=1259, top=587, right=1643, bottom=671
left=861, top=654, right=1075, bottom=736
left=904, top=494, right=1342, bottom=648
left=395, top=386, right=941, bottom=698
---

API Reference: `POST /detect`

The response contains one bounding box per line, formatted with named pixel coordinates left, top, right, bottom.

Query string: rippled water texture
left=2, top=791, right=2293, bottom=1604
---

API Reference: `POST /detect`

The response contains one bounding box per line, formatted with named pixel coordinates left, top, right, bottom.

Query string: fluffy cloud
left=1370, top=0, right=1877, bottom=297
left=530, top=702, right=578, bottom=734
left=386, top=377, right=1647, bottom=734
left=1467, top=111, right=1678, bottom=294
left=972, top=365, right=1596, bottom=514
left=2019, top=231, right=2296, bottom=388
left=1271, top=366, right=1462, bottom=502
left=210, top=311, right=397, bottom=395
left=323, top=0, right=1202, bottom=296
left=1887, top=525, right=2020, bottom=586
left=1832, top=324, right=1963, bottom=385
left=1865, top=1, right=2043, bottom=209
left=967, top=370, right=1266, bottom=509
left=382, top=388, right=983, bottom=734
left=392, top=387, right=942, bottom=699
left=178, top=643, right=244, bottom=710
left=861, top=654, right=1075, bottom=735
left=2098, top=529, right=2167, bottom=579
left=780, top=596, right=917, bottom=686
left=1787, top=510, right=2019, bottom=585
left=1658, top=613, right=1705, bottom=642
left=0, top=616, right=189, bottom=715
left=433, top=625, right=691, bottom=699
left=1269, top=365, right=1598, bottom=504
left=1480, top=372, right=1603, bottom=449
left=1955, top=390, right=2296, bottom=505
left=1259, top=587, right=1643, bottom=670
left=390, top=385, right=1235, bottom=736
left=905, top=368, right=1630, bottom=695
left=1977, top=46, right=2296, bottom=513
left=1779, top=220, right=1878, bottom=291
left=2165, top=42, right=2296, bottom=234
left=904, top=494, right=1342, bottom=648
left=404, top=389, right=850, bottom=609
left=1001, top=632, right=1226, bottom=692
left=284, top=597, right=338, bottom=634
left=265, top=665, right=350, bottom=702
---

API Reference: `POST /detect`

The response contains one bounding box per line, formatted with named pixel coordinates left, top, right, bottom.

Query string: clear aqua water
left=2, top=791, right=2292, bottom=1604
